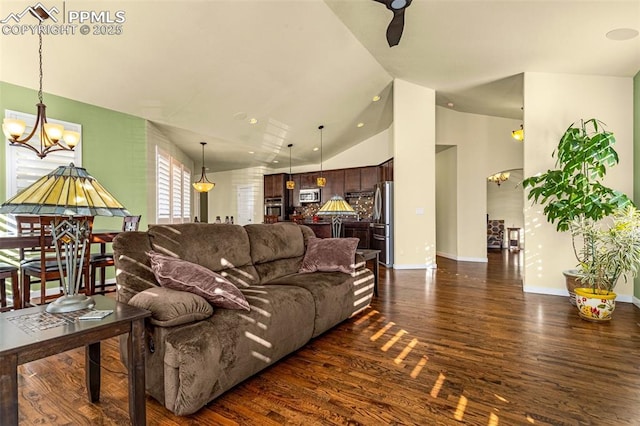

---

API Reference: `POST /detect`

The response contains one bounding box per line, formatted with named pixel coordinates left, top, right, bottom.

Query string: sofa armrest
left=128, top=287, right=214, bottom=327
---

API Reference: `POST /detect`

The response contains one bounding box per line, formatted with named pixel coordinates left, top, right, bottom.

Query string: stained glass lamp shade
left=0, top=163, right=130, bottom=312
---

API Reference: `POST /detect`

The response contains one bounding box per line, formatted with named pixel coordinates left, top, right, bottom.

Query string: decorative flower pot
left=574, top=288, right=616, bottom=321
left=563, top=269, right=583, bottom=306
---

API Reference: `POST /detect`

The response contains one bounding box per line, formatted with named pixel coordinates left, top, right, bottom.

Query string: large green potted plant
left=522, top=118, right=632, bottom=304
left=571, top=205, right=640, bottom=320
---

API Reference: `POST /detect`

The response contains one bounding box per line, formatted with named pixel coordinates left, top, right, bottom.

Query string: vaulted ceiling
left=1, top=0, right=638, bottom=171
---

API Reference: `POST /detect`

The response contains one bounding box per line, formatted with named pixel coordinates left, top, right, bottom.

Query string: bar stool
left=0, top=263, right=20, bottom=311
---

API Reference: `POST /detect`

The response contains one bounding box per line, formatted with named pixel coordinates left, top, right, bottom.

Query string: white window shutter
left=156, top=147, right=171, bottom=224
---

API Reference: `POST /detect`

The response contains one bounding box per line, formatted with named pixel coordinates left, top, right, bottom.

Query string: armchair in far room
left=487, top=219, right=504, bottom=249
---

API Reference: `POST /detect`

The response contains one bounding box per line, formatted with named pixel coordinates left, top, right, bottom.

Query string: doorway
left=486, top=168, right=524, bottom=253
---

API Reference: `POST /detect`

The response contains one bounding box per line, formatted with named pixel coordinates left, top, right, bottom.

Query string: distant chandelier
left=488, top=172, right=510, bottom=186
left=316, top=125, right=326, bottom=187
left=286, top=143, right=295, bottom=190
left=512, top=125, right=524, bottom=141
left=193, top=142, right=215, bottom=193
left=2, top=7, right=80, bottom=159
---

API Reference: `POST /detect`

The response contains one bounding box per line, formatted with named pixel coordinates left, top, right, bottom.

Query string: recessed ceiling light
left=249, top=118, right=258, bottom=124
left=313, top=147, right=319, bottom=151
left=606, top=28, right=639, bottom=40
left=447, top=102, right=454, bottom=108
left=372, top=95, right=381, bottom=102
left=357, top=122, right=364, bottom=128
left=273, top=160, right=279, bottom=163
left=248, top=151, right=254, bottom=154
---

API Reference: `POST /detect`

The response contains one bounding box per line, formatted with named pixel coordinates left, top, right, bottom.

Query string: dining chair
left=0, top=263, right=20, bottom=311
left=15, top=215, right=47, bottom=263
left=21, top=215, right=94, bottom=308
left=89, top=215, right=141, bottom=295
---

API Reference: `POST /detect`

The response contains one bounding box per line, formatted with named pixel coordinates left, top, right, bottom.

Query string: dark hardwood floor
left=16, top=250, right=640, bottom=425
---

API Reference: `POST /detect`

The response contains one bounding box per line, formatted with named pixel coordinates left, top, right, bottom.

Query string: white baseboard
left=436, top=251, right=487, bottom=263
left=634, top=296, right=640, bottom=309
left=393, top=262, right=438, bottom=270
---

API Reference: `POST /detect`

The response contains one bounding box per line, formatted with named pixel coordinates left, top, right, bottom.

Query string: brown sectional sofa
left=113, top=222, right=375, bottom=416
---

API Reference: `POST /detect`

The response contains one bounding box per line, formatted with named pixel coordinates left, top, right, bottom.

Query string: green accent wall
left=0, top=82, right=147, bottom=230
left=634, top=71, right=640, bottom=300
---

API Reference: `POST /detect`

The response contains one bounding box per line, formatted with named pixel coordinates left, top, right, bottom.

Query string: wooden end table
left=357, top=249, right=381, bottom=296
left=0, top=295, right=150, bottom=425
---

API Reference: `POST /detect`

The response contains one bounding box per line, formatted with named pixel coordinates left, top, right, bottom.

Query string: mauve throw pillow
left=299, top=237, right=359, bottom=274
left=147, top=251, right=250, bottom=311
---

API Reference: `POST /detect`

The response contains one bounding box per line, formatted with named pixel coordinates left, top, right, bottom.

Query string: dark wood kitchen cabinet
left=344, top=166, right=379, bottom=192
left=359, top=166, right=379, bottom=191
left=321, top=169, right=344, bottom=203
left=344, top=168, right=361, bottom=192
left=380, top=159, right=394, bottom=182
left=300, top=172, right=320, bottom=189
left=264, top=173, right=286, bottom=198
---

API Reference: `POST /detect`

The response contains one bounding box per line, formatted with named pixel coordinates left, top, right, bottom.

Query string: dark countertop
left=302, top=220, right=371, bottom=226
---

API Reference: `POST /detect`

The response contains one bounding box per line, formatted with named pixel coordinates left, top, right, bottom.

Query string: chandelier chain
left=38, top=23, right=43, bottom=103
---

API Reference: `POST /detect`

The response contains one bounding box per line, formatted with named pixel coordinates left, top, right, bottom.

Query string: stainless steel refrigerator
left=371, top=181, right=393, bottom=267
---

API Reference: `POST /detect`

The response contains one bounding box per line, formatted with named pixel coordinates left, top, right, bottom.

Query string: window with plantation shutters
left=156, top=148, right=171, bottom=223
left=182, top=168, right=191, bottom=222
left=156, top=147, right=191, bottom=224
left=4, top=109, right=82, bottom=201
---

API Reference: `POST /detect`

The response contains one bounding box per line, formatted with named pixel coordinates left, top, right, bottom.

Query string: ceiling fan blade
left=386, top=8, right=406, bottom=47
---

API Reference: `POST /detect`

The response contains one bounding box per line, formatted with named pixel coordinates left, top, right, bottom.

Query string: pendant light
left=2, top=7, right=79, bottom=158
left=316, top=125, right=326, bottom=187
left=286, top=143, right=295, bottom=190
left=511, top=125, right=524, bottom=141
left=193, top=142, right=215, bottom=192
left=487, top=171, right=510, bottom=186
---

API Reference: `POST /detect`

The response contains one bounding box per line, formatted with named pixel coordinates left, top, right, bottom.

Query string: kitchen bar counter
left=302, top=220, right=372, bottom=248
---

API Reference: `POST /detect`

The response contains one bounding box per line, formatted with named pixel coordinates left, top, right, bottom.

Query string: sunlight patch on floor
left=410, top=355, right=429, bottom=379
left=454, top=395, right=468, bottom=421
left=381, top=329, right=407, bottom=352
left=428, top=371, right=444, bottom=396
left=370, top=322, right=395, bottom=342
left=394, top=338, right=418, bottom=364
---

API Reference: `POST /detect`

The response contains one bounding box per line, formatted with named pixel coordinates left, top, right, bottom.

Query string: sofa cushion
left=268, top=270, right=373, bottom=337
left=299, top=237, right=359, bottom=274
left=245, top=222, right=306, bottom=264
left=148, top=224, right=260, bottom=288
left=129, top=287, right=213, bottom=327
left=148, top=251, right=250, bottom=311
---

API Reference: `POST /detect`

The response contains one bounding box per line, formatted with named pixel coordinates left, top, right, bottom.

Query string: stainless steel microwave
left=299, top=188, right=320, bottom=204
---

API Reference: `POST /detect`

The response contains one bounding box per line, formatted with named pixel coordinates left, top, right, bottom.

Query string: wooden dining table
left=0, top=230, right=122, bottom=251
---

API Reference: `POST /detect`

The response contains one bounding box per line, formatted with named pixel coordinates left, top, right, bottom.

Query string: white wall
left=435, top=146, right=458, bottom=258
left=436, top=107, right=523, bottom=261
left=523, top=72, right=634, bottom=300
left=207, top=166, right=266, bottom=226
left=393, top=79, right=437, bottom=269
left=272, top=127, right=393, bottom=175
